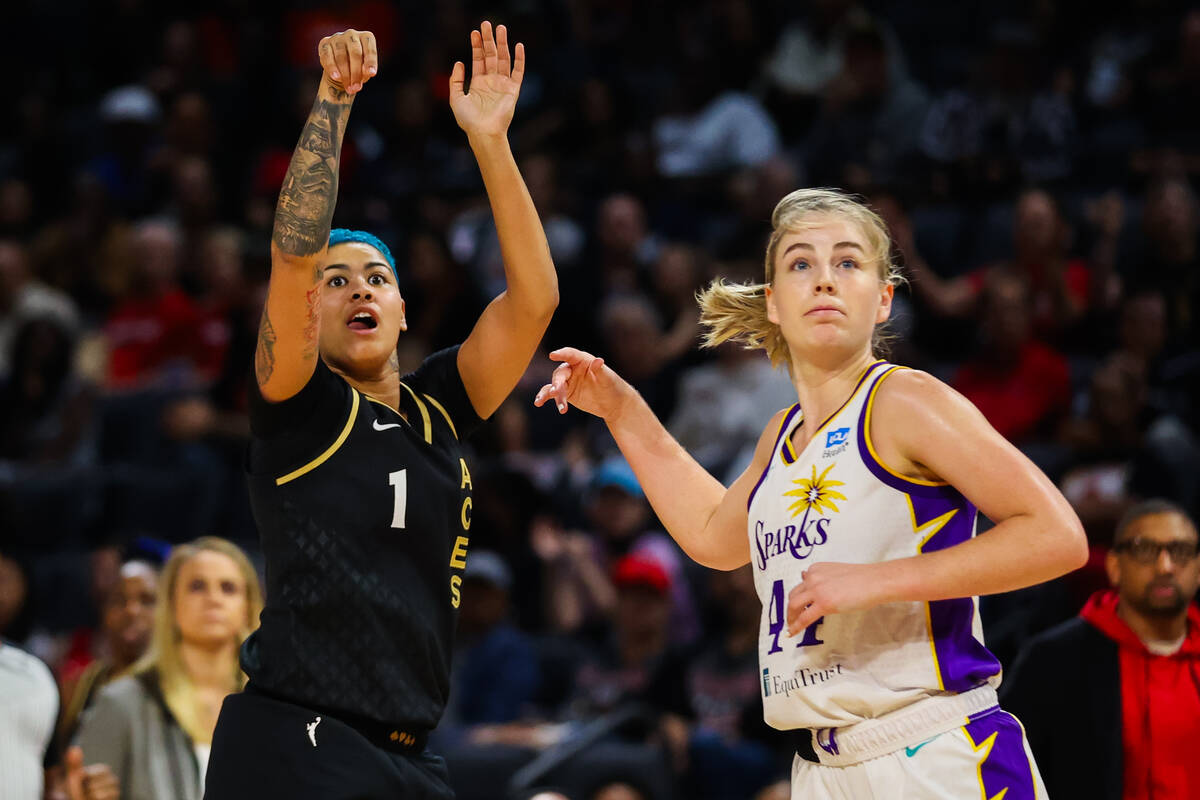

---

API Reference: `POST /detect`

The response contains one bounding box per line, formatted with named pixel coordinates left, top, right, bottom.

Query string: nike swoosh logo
left=373, top=420, right=403, bottom=431
left=905, top=737, right=936, bottom=757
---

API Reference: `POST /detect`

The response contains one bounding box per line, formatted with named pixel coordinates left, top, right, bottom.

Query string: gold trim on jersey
left=780, top=359, right=884, bottom=466
left=399, top=382, right=432, bottom=444
left=862, top=366, right=949, bottom=487
left=276, top=388, right=361, bottom=485
left=422, top=393, right=457, bottom=440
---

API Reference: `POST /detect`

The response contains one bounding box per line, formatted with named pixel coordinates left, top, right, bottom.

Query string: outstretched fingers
left=496, top=24, right=511, bottom=75
left=480, top=20, right=498, bottom=74
left=449, top=61, right=466, bottom=100
left=512, top=42, right=525, bottom=86
left=470, top=29, right=484, bottom=82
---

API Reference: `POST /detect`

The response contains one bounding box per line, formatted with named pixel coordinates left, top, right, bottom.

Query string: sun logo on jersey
left=784, top=464, right=846, bottom=518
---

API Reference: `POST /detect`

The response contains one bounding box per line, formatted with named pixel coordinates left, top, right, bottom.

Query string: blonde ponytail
left=697, top=279, right=790, bottom=368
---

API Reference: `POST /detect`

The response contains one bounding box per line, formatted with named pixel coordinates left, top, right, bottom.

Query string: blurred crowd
left=1, top=1, right=1199, bottom=798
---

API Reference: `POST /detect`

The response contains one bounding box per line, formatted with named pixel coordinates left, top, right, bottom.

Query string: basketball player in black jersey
left=203, top=23, right=557, bottom=800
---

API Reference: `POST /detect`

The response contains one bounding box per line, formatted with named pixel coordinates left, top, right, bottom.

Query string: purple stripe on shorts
left=964, top=710, right=1037, bottom=800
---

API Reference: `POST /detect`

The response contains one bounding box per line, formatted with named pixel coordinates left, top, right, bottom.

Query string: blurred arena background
left=1, top=2, right=1197, bottom=798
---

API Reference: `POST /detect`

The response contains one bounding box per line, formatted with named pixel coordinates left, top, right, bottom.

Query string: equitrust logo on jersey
left=754, top=464, right=846, bottom=570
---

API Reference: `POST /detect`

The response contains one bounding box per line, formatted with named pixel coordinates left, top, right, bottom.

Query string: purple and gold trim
left=962, top=708, right=1039, bottom=800
left=855, top=364, right=1002, bottom=692
left=778, top=359, right=886, bottom=468
left=906, top=491, right=1000, bottom=692
left=856, top=366, right=950, bottom=496
left=747, top=403, right=801, bottom=510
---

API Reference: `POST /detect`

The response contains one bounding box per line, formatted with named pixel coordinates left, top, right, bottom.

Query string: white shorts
left=791, top=707, right=1046, bottom=799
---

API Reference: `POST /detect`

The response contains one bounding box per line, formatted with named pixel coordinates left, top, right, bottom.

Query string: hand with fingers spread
left=785, top=561, right=893, bottom=636
left=532, top=347, right=635, bottom=421
left=449, top=21, right=525, bottom=139
left=316, top=28, right=380, bottom=96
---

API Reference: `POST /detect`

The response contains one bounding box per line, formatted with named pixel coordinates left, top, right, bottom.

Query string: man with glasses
left=1002, top=499, right=1200, bottom=800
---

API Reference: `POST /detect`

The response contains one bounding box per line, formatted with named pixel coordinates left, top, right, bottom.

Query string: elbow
left=530, top=285, right=559, bottom=326
left=1059, top=515, right=1090, bottom=574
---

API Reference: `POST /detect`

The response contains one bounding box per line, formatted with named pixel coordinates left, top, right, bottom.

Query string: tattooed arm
left=255, top=29, right=378, bottom=401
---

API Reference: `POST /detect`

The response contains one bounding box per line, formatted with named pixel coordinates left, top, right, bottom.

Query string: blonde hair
left=698, top=188, right=901, bottom=368
left=132, top=536, right=264, bottom=745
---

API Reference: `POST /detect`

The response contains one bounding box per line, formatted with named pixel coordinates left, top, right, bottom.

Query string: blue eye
left=790, top=259, right=810, bottom=271
left=839, top=259, right=858, bottom=270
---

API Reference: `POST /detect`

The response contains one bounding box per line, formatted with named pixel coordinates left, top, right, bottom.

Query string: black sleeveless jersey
left=241, top=346, right=482, bottom=731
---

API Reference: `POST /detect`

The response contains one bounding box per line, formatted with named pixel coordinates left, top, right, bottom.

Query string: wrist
left=467, top=130, right=512, bottom=155
left=604, top=381, right=641, bottom=428
left=319, top=75, right=355, bottom=105
left=872, top=558, right=913, bottom=605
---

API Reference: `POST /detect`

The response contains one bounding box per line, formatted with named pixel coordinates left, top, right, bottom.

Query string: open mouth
left=348, top=312, right=378, bottom=331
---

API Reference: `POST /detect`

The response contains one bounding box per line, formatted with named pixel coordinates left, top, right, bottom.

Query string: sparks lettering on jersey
left=753, top=518, right=831, bottom=569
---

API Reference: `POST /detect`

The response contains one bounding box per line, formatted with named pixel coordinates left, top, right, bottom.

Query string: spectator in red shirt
left=103, top=220, right=203, bottom=390
left=905, top=187, right=1116, bottom=345
left=1002, top=500, right=1200, bottom=800
left=952, top=271, right=1071, bottom=444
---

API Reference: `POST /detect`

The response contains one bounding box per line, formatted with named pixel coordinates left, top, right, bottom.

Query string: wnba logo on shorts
left=762, top=668, right=771, bottom=697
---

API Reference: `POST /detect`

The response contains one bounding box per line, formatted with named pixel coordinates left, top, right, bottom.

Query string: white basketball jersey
left=747, top=360, right=1001, bottom=731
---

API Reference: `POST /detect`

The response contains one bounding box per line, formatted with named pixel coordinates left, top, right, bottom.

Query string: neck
left=1117, top=600, right=1189, bottom=647
left=789, top=349, right=878, bottom=431
left=177, top=639, right=239, bottom=692
left=332, top=353, right=403, bottom=412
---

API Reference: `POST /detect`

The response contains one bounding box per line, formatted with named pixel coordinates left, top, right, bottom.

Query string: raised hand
left=449, top=21, right=525, bottom=139
left=317, top=29, right=379, bottom=96
left=533, top=347, right=633, bottom=421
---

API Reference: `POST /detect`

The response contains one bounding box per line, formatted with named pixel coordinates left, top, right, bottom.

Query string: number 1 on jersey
left=766, top=578, right=824, bottom=653
left=389, top=469, right=407, bottom=529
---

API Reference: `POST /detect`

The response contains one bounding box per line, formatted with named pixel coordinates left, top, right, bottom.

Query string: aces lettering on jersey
left=449, top=457, right=472, bottom=608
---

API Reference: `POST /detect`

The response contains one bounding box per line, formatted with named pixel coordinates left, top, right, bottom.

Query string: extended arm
left=255, top=30, right=376, bottom=402
left=536, top=347, right=785, bottom=571
left=453, top=23, right=558, bottom=419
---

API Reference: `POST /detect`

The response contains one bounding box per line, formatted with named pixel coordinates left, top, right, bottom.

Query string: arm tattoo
left=301, top=285, right=321, bottom=358
left=255, top=307, right=277, bottom=385
left=272, top=94, right=351, bottom=257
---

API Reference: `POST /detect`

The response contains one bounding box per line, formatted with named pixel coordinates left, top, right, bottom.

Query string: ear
left=1105, top=549, right=1121, bottom=589
left=398, top=299, right=407, bottom=332
left=765, top=285, right=779, bottom=325
left=876, top=282, right=894, bottom=325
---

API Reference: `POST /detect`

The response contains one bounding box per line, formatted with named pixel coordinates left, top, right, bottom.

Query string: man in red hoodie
left=1002, top=499, right=1200, bottom=800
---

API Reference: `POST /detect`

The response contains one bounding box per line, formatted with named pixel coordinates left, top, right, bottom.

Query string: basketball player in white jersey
left=534, top=188, right=1086, bottom=798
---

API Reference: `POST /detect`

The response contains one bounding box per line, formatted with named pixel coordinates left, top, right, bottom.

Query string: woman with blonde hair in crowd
left=65, top=537, right=263, bottom=800
left=536, top=187, right=1087, bottom=798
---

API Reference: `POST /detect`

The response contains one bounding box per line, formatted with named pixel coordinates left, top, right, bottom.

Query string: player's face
left=319, top=242, right=406, bottom=371
left=765, top=216, right=892, bottom=366
left=173, top=551, right=250, bottom=648
left=1107, top=512, right=1200, bottom=619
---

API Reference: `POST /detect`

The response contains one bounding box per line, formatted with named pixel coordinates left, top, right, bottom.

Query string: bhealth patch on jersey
left=823, top=427, right=851, bottom=458
left=825, top=428, right=850, bottom=448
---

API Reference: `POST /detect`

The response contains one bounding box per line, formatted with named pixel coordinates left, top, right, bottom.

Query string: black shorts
left=204, top=690, right=454, bottom=800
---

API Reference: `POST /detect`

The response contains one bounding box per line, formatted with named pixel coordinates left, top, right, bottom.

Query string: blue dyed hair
left=328, top=228, right=398, bottom=281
